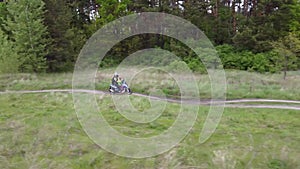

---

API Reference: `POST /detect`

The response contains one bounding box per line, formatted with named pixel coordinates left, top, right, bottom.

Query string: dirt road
left=1, top=89, right=300, bottom=110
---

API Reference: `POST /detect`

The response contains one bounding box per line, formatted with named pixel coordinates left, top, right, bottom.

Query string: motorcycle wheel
left=127, top=88, right=132, bottom=95
left=109, top=87, right=115, bottom=94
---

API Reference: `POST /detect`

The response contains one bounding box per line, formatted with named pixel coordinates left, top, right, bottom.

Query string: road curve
left=0, top=89, right=300, bottom=110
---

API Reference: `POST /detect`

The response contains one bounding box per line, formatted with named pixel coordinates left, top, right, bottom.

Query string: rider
left=117, top=76, right=124, bottom=92
left=112, top=72, right=120, bottom=89
left=111, top=72, right=131, bottom=94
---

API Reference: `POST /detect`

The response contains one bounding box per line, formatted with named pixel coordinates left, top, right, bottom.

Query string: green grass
left=1, top=69, right=299, bottom=100
left=0, top=93, right=299, bottom=168
left=0, top=73, right=72, bottom=91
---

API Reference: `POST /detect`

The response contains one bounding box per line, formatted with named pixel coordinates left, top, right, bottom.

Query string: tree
left=44, top=0, right=86, bottom=72
left=0, top=1, right=8, bottom=31
left=68, top=0, right=97, bottom=27
left=272, top=33, right=300, bottom=79
left=233, top=0, right=299, bottom=53
left=4, top=0, right=50, bottom=72
left=289, top=0, right=300, bottom=34
left=88, top=0, right=131, bottom=32
left=0, top=29, right=20, bottom=74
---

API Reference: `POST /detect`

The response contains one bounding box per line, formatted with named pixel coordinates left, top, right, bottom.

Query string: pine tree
left=0, top=2, right=8, bottom=31
left=0, top=29, right=20, bottom=74
left=44, top=0, right=86, bottom=72
left=5, top=0, right=50, bottom=72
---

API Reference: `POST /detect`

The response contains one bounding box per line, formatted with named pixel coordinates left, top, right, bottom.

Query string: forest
left=0, top=0, right=299, bottom=74
left=1, top=1, right=300, bottom=168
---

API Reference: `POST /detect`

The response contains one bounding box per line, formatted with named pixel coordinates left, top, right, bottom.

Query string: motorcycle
left=109, top=79, right=132, bottom=95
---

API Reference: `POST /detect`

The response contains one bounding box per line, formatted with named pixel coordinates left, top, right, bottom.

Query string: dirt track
left=1, top=89, right=300, bottom=110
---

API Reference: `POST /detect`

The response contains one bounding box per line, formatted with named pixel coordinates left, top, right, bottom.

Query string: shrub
left=166, top=60, right=190, bottom=73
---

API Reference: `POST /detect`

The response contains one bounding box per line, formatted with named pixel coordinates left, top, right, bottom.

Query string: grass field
left=0, top=69, right=299, bottom=100
left=0, top=93, right=299, bottom=169
left=0, top=70, right=299, bottom=168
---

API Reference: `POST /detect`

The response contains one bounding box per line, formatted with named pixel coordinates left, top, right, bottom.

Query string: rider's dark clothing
left=112, top=77, right=119, bottom=87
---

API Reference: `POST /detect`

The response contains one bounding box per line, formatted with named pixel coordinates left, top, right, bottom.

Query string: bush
left=216, top=44, right=283, bottom=73
left=185, top=58, right=207, bottom=73
left=166, top=60, right=190, bottom=73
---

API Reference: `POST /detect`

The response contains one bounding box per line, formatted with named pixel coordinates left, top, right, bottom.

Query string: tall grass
left=0, top=93, right=299, bottom=168
left=1, top=69, right=299, bottom=100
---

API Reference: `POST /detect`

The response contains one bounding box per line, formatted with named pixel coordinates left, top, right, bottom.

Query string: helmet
left=114, top=72, right=119, bottom=77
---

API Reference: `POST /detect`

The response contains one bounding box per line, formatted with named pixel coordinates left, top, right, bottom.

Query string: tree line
left=0, top=0, right=299, bottom=74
